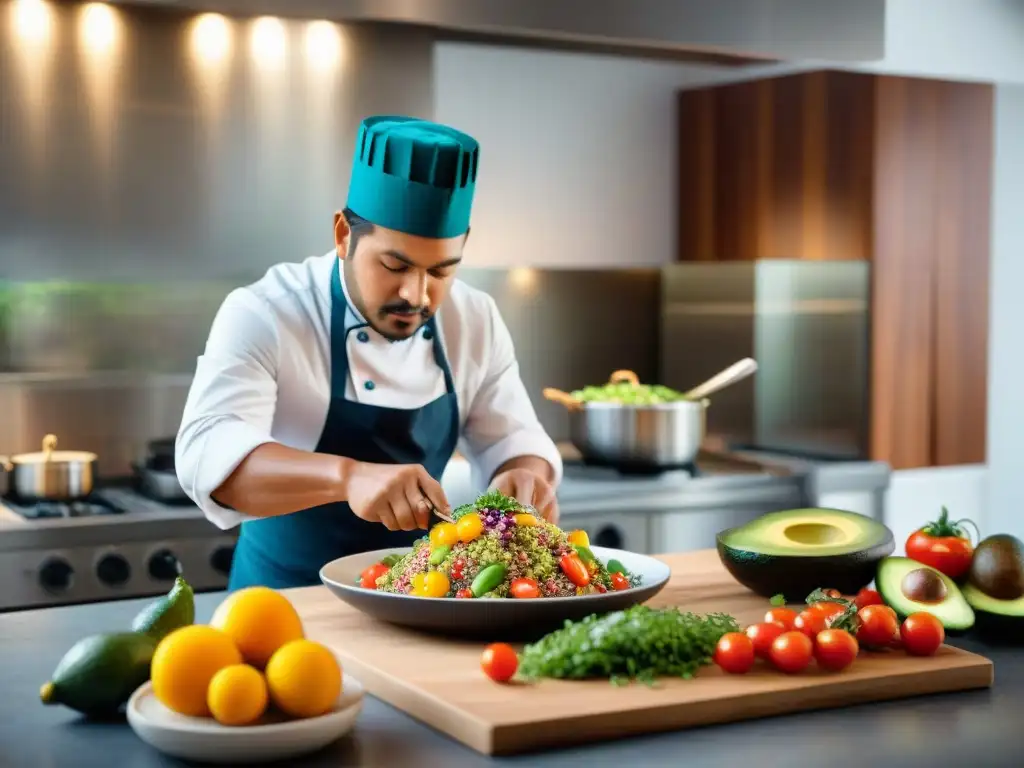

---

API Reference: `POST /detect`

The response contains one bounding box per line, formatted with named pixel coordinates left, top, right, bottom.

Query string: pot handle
left=41, top=433, right=57, bottom=461
left=608, top=369, right=640, bottom=386
left=542, top=387, right=583, bottom=411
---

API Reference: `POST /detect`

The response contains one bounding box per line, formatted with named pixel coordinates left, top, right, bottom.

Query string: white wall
left=433, top=0, right=1024, bottom=539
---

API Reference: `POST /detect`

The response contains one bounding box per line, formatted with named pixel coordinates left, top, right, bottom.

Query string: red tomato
left=455, top=588, right=474, bottom=599
left=714, top=632, right=756, bottom=674
left=809, top=601, right=847, bottom=622
left=509, top=578, right=541, bottom=599
left=814, top=629, right=859, bottom=671
left=900, top=612, right=945, bottom=656
left=769, top=631, right=813, bottom=674
left=794, top=610, right=826, bottom=639
left=857, top=604, right=900, bottom=647
left=745, top=622, right=786, bottom=658
left=765, top=607, right=798, bottom=631
left=904, top=507, right=977, bottom=580
left=359, top=563, right=390, bottom=589
left=609, top=572, right=630, bottom=591
left=819, top=589, right=843, bottom=599
left=854, top=588, right=884, bottom=610
left=481, top=643, right=519, bottom=683
left=559, top=553, right=591, bottom=587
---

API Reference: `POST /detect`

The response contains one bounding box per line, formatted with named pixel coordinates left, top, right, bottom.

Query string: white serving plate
left=126, top=673, right=364, bottom=765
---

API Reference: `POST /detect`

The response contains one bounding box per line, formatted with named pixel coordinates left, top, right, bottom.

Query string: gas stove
left=0, top=481, right=236, bottom=612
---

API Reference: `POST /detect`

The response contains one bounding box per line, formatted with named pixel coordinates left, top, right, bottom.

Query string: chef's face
left=334, top=211, right=467, bottom=341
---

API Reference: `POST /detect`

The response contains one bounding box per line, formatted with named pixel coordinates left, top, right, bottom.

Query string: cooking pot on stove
left=542, top=359, right=758, bottom=471
left=0, top=433, right=97, bottom=502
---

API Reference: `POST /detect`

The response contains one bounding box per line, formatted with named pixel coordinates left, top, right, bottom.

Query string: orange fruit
left=209, top=587, right=304, bottom=669
left=207, top=664, right=269, bottom=726
left=151, top=625, right=241, bottom=717
left=264, top=639, right=342, bottom=719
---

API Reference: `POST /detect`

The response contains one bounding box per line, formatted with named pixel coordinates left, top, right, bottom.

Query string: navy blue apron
left=227, top=258, right=460, bottom=590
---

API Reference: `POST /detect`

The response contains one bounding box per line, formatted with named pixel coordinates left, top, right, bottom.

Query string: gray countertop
left=1, top=590, right=1019, bottom=768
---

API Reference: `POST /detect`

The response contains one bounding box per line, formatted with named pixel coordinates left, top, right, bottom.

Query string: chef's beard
left=376, top=303, right=432, bottom=340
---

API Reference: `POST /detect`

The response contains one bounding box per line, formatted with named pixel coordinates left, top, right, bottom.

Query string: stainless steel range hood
left=113, top=0, right=887, bottom=65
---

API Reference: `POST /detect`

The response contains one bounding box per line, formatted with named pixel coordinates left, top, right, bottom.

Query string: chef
left=175, top=115, right=563, bottom=591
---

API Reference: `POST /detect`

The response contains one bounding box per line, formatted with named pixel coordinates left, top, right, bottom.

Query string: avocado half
left=875, top=556, right=975, bottom=634
left=962, top=582, right=1024, bottom=644
left=716, top=507, right=895, bottom=602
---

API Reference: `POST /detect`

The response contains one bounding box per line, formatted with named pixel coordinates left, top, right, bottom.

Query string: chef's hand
left=491, top=468, right=559, bottom=525
left=343, top=461, right=451, bottom=532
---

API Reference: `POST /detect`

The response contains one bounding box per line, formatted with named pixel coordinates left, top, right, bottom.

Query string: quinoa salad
left=357, top=490, right=643, bottom=599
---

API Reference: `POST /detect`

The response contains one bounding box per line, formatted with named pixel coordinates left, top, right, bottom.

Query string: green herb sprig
left=452, top=489, right=528, bottom=521
left=517, top=605, right=740, bottom=686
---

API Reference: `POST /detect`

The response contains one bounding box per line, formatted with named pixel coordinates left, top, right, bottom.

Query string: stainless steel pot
left=0, top=433, right=98, bottom=502
left=543, top=360, right=758, bottom=470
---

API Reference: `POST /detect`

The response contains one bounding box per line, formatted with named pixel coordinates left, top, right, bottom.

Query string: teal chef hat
left=345, top=116, right=480, bottom=239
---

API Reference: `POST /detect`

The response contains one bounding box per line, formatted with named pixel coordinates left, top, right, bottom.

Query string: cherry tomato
left=559, top=553, right=591, bottom=587
left=900, top=612, right=945, bottom=656
left=808, top=601, right=847, bottom=623
left=818, top=589, right=843, bottom=599
left=814, top=629, right=859, bottom=671
left=714, top=632, right=755, bottom=674
left=769, top=631, right=813, bottom=674
left=854, top=588, right=884, bottom=610
left=765, top=607, right=798, bottom=631
left=567, top=530, right=590, bottom=546
left=429, top=522, right=459, bottom=548
left=359, top=563, right=390, bottom=589
left=746, top=622, right=786, bottom=658
left=509, top=578, right=541, bottom=599
left=794, top=610, right=827, bottom=639
left=857, top=604, right=899, bottom=647
left=609, top=572, right=630, bottom=591
left=904, top=507, right=977, bottom=580
left=481, top=642, right=518, bottom=683
left=415, top=571, right=450, bottom=598
left=455, top=588, right=474, bottom=598
left=456, top=513, right=485, bottom=543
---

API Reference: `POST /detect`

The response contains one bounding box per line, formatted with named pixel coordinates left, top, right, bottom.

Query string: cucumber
left=470, top=563, right=507, bottom=597
left=131, top=576, right=195, bottom=643
left=40, top=632, right=157, bottom=717
left=429, top=545, right=451, bottom=566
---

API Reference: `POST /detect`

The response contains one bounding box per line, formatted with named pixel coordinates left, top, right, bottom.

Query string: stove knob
left=148, top=549, right=181, bottom=581
left=210, top=545, right=235, bottom=576
left=39, top=558, right=74, bottom=593
left=96, top=553, right=132, bottom=587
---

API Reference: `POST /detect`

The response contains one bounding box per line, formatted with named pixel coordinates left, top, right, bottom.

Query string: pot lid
left=9, top=434, right=97, bottom=464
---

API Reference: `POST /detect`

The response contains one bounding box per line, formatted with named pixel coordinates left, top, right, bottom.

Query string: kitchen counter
left=1, top=592, right=1019, bottom=768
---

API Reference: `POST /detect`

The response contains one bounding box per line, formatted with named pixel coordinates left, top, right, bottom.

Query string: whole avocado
left=131, top=576, right=195, bottom=642
left=40, top=632, right=157, bottom=717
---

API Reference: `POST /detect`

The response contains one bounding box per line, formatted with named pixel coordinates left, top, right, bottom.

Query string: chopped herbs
left=517, top=605, right=740, bottom=685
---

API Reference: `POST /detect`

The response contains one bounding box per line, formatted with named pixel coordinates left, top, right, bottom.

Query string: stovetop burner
left=2, top=495, right=127, bottom=520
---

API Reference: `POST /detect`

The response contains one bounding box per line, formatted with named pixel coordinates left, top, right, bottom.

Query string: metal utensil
left=682, top=357, right=759, bottom=401
left=6, top=433, right=98, bottom=502
left=542, top=359, right=759, bottom=471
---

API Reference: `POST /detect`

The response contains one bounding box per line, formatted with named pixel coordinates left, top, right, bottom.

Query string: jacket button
left=364, top=380, right=375, bottom=391
left=357, top=330, right=369, bottom=343
left=423, top=328, right=434, bottom=341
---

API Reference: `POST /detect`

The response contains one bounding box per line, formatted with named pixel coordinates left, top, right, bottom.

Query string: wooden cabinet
left=676, top=71, right=993, bottom=470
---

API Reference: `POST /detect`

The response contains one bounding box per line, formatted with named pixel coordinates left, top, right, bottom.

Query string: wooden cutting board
left=284, top=549, right=994, bottom=756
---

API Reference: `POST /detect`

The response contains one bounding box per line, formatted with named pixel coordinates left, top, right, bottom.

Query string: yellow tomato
left=456, top=513, right=484, bottom=542
left=429, top=522, right=459, bottom=548
left=421, top=571, right=450, bottom=598
left=513, top=513, right=538, bottom=527
left=568, top=530, right=590, bottom=547
left=411, top=573, right=428, bottom=595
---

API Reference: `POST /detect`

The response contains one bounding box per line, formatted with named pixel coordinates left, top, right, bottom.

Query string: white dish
left=126, top=673, right=364, bottom=765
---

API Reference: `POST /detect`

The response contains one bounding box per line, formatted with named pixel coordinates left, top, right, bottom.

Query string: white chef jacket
left=175, top=251, right=563, bottom=530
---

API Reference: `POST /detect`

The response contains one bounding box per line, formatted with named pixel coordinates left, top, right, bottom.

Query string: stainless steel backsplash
left=0, top=269, right=662, bottom=472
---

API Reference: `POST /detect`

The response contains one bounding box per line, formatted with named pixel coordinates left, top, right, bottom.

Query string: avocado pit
left=901, top=567, right=948, bottom=604
left=968, top=534, right=1024, bottom=601
left=783, top=522, right=845, bottom=546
